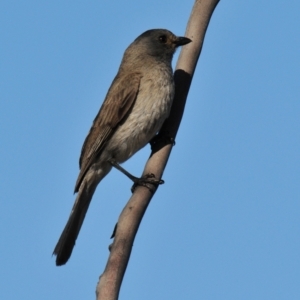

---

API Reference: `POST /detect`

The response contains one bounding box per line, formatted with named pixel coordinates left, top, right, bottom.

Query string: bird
left=53, top=29, right=191, bottom=266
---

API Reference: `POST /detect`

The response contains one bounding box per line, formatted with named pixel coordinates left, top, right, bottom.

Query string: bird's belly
left=103, top=78, right=174, bottom=163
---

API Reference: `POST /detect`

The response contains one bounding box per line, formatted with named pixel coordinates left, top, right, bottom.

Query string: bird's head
left=125, top=29, right=192, bottom=63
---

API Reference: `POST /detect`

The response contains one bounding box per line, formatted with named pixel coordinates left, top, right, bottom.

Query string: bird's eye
left=158, top=35, right=167, bottom=43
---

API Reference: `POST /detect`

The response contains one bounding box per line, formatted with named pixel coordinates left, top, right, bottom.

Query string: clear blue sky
left=1, top=1, right=299, bottom=299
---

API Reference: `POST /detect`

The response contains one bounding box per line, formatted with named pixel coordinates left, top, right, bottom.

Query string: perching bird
left=53, top=29, right=191, bottom=266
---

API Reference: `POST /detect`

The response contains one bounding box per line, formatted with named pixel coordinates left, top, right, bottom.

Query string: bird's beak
left=174, top=36, right=192, bottom=47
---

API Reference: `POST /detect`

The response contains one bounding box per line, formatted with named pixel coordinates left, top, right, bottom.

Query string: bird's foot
left=131, top=173, right=164, bottom=193
left=109, top=159, right=164, bottom=193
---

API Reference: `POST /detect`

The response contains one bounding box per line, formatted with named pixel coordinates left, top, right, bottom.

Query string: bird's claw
left=131, top=173, right=164, bottom=193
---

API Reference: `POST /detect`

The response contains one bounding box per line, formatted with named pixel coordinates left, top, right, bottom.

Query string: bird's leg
left=108, top=159, right=164, bottom=193
left=109, top=159, right=138, bottom=182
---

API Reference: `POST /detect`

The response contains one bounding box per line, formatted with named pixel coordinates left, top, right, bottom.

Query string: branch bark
left=96, top=1, right=220, bottom=299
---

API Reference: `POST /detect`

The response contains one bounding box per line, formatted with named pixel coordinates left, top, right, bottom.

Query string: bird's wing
left=74, top=72, right=142, bottom=192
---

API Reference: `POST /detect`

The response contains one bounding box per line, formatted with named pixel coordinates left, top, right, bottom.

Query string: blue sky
left=1, top=1, right=300, bottom=299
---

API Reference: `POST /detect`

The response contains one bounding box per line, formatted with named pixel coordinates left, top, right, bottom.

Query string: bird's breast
left=131, top=67, right=174, bottom=131
left=104, top=66, right=174, bottom=162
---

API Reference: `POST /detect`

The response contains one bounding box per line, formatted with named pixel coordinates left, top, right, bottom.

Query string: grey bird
left=53, top=29, right=191, bottom=266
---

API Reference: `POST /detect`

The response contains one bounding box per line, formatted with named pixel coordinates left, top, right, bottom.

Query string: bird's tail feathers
left=53, top=183, right=97, bottom=266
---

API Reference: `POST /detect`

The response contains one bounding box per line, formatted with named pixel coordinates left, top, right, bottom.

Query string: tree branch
left=96, top=1, right=220, bottom=299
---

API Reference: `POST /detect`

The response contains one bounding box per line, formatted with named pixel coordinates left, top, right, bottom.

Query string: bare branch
left=96, top=1, right=220, bottom=299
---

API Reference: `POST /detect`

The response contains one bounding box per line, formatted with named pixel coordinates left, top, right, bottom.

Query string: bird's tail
left=53, top=182, right=97, bottom=266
